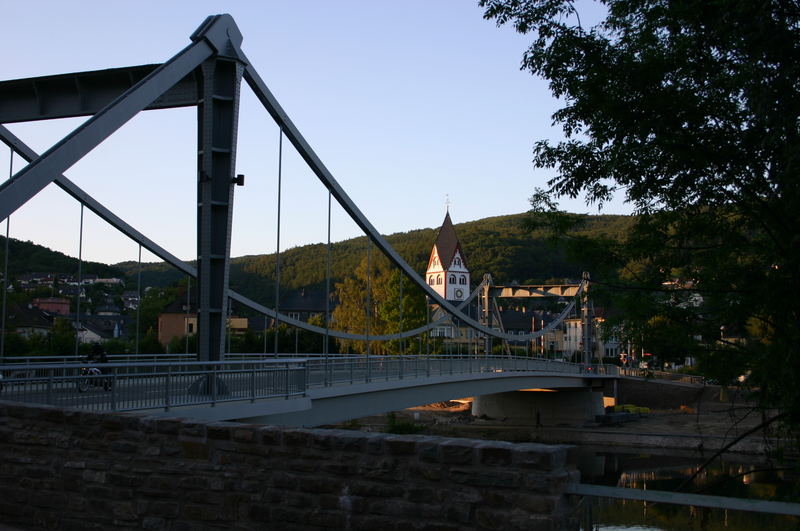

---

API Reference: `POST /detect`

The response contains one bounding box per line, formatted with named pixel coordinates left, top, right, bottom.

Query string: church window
left=449, top=275, right=456, bottom=284
left=436, top=275, right=442, bottom=285
left=459, top=276, right=466, bottom=285
left=428, top=276, right=435, bottom=286
left=454, top=257, right=461, bottom=266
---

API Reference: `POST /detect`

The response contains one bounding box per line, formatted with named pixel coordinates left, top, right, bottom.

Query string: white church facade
left=425, top=212, right=470, bottom=302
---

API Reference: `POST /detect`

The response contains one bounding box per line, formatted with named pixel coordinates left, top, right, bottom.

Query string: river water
left=575, top=447, right=799, bottom=530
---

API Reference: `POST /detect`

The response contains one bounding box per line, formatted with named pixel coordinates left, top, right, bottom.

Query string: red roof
left=431, top=212, right=467, bottom=269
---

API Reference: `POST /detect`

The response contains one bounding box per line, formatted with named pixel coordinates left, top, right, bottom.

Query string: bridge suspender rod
left=0, top=148, right=10, bottom=359
left=184, top=275, right=190, bottom=354
left=366, top=239, right=371, bottom=356
left=74, top=204, right=84, bottom=357
left=273, top=128, right=283, bottom=357
left=135, top=245, right=142, bottom=355
left=399, top=273, right=404, bottom=355
left=324, top=190, right=332, bottom=357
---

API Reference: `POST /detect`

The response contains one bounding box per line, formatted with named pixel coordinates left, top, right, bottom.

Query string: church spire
left=426, top=212, right=470, bottom=301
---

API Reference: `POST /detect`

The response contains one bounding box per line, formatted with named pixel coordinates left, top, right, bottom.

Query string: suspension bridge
left=0, top=14, right=621, bottom=426
left=5, top=15, right=800, bottom=528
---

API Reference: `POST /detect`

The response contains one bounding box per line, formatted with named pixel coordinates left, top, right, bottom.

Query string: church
left=424, top=211, right=478, bottom=346
left=425, top=211, right=471, bottom=302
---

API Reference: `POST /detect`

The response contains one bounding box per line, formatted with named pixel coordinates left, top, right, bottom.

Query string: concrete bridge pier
left=472, top=388, right=605, bottom=426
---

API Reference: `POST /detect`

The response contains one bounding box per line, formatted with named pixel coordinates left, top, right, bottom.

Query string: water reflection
left=575, top=448, right=799, bottom=530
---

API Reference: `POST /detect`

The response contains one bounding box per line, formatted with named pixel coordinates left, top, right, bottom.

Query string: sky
left=0, top=1, right=627, bottom=266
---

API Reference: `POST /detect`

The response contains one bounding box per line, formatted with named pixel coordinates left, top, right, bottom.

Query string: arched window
left=459, top=275, right=466, bottom=285
left=449, top=275, right=456, bottom=284
left=454, top=257, right=461, bottom=266
left=428, top=276, right=435, bottom=286
left=436, top=275, right=442, bottom=285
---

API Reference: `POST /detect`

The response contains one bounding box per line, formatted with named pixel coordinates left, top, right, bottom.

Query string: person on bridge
left=88, top=343, right=109, bottom=372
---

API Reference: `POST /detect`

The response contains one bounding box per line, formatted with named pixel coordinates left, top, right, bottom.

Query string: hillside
left=113, top=212, right=634, bottom=305
left=0, top=237, right=125, bottom=279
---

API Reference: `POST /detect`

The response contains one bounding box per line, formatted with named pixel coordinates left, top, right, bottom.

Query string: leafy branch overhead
left=482, top=0, right=800, bottom=428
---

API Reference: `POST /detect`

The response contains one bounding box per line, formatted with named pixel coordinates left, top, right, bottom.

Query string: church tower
left=426, top=212, right=470, bottom=301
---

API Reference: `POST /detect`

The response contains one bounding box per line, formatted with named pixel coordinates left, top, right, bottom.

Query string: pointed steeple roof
left=432, top=211, right=465, bottom=269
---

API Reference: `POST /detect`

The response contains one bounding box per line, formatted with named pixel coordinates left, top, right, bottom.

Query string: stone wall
left=0, top=401, right=580, bottom=530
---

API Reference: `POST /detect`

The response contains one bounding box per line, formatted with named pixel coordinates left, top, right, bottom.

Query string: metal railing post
left=284, top=362, right=289, bottom=399
left=211, top=365, right=217, bottom=406
left=46, top=371, right=53, bottom=405
left=110, top=372, right=117, bottom=411
left=165, top=366, right=171, bottom=411
left=250, top=363, right=256, bottom=402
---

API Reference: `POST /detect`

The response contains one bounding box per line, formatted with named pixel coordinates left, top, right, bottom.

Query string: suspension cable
left=0, top=148, right=11, bottom=359
left=74, top=204, right=84, bottom=356
left=273, top=128, right=283, bottom=356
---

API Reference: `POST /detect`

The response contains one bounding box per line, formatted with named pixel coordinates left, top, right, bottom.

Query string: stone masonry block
left=232, top=426, right=257, bottom=443
left=152, top=417, right=184, bottom=435
left=476, top=440, right=515, bottom=466
left=257, top=425, right=284, bottom=446
left=512, top=443, right=568, bottom=470
left=448, top=467, right=522, bottom=488
left=416, top=437, right=443, bottom=463
left=281, top=428, right=318, bottom=449
left=296, top=475, right=343, bottom=494
left=207, top=422, right=240, bottom=440
left=384, top=434, right=418, bottom=455
left=178, top=421, right=207, bottom=439
left=321, top=429, right=368, bottom=453
left=347, top=480, right=405, bottom=498
left=439, top=439, right=478, bottom=464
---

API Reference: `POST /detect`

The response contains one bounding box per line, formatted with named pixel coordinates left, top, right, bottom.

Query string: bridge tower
left=425, top=211, right=470, bottom=302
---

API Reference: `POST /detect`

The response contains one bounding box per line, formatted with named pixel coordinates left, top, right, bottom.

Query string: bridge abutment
left=472, top=388, right=605, bottom=426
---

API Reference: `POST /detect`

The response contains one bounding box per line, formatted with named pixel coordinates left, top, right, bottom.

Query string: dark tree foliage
left=482, top=0, right=800, bottom=427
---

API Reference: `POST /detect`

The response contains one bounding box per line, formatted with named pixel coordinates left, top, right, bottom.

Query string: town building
left=32, top=297, right=70, bottom=316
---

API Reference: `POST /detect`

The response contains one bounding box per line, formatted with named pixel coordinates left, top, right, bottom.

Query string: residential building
left=32, top=297, right=70, bottom=316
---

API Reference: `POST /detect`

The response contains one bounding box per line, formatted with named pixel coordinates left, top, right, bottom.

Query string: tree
left=482, top=1, right=800, bottom=429
left=332, top=254, right=427, bottom=354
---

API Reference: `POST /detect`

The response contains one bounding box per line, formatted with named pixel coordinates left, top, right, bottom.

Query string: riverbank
left=337, top=400, right=796, bottom=458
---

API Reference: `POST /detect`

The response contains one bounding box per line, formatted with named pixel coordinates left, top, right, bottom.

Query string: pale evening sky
left=0, top=1, right=625, bottom=266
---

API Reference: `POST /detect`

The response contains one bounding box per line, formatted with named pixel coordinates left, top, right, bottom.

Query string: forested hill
left=0, top=236, right=124, bottom=278
left=113, top=212, right=634, bottom=303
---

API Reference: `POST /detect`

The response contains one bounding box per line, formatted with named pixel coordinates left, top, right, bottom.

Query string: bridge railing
left=618, top=367, right=705, bottom=385
left=0, top=359, right=307, bottom=413
left=301, top=354, right=586, bottom=388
